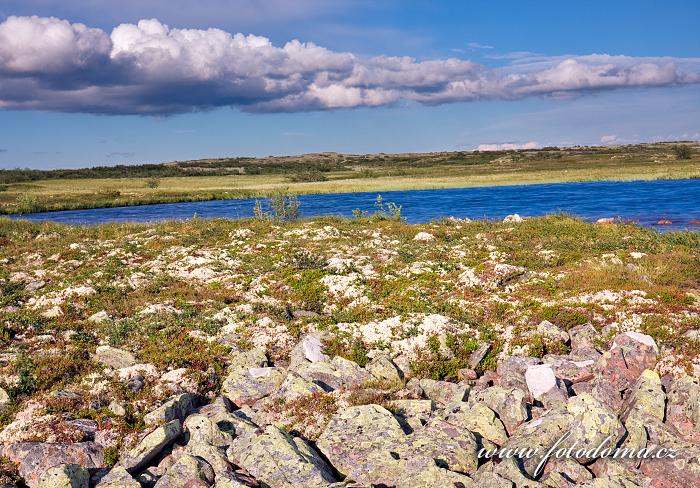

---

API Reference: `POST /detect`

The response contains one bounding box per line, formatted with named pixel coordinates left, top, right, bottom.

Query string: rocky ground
left=0, top=214, right=698, bottom=487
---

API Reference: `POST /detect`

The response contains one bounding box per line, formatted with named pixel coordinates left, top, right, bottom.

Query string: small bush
left=410, top=333, right=479, bottom=381
left=146, top=177, right=161, bottom=189
left=673, top=145, right=692, bottom=160
left=323, top=335, right=370, bottom=367
left=253, top=191, right=301, bottom=221
left=287, top=172, right=328, bottom=183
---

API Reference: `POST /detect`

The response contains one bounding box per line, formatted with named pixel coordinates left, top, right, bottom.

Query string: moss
left=103, top=446, right=120, bottom=468
left=322, top=335, right=369, bottom=367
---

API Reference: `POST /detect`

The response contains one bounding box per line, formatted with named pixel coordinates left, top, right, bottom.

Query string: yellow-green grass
left=2, top=143, right=699, bottom=214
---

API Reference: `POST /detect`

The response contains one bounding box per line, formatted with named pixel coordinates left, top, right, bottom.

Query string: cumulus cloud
left=0, top=15, right=699, bottom=115
left=478, top=142, right=541, bottom=151
left=600, top=135, right=620, bottom=144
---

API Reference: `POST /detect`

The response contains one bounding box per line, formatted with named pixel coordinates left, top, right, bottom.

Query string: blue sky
left=0, top=0, right=699, bottom=169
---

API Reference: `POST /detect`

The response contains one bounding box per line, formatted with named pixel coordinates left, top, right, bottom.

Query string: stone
left=1, top=442, right=104, bottom=488
left=93, top=466, right=140, bottom=488
left=596, top=332, right=658, bottom=392
left=0, top=387, right=9, bottom=413
left=525, top=364, right=561, bottom=400
left=294, top=356, right=373, bottom=391
left=391, top=399, right=435, bottom=432
left=288, top=334, right=329, bottom=370
left=87, top=311, right=110, bottom=323
left=666, top=373, right=700, bottom=438
left=95, top=346, right=136, bottom=370
left=121, top=420, right=182, bottom=474
left=185, top=442, right=232, bottom=477
left=316, top=404, right=407, bottom=484
left=537, top=320, right=570, bottom=343
left=273, top=372, right=325, bottom=401
left=469, top=342, right=492, bottom=369
left=183, top=413, right=235, bottom=448
left=542, top=458, right=593, bottom=486
left=230, top=425, right=337, bottom=488
left=222, top=365, right=285, bottom=406
left=568, top=323, right=600, bottom=355
left=108, top=401, right=126, bottom=417
left=37, top=464, right=89, bottom=488
left=501, top=409, right=574, bottom=477
left=469, top=385, right=528, bottom=435
left=564, top=394, right=625, bottom=463
left=153, top=453, right=214, bottom=488
left=497, top=356, right=540, bottom=392
left=442, top=402, right=508, bottom=446
left=365, top=354, right=403, bottom=382
left=143, top=393, right=198, bottom=427
left=619, top=369, right=665, bottom=423
left=418, top=378, right=469, bottom=405
left=503, top=214, right=524, bottom=223
left=544, top=357, right=596, bottom=384
left=414, top=232, right=435, bottom=241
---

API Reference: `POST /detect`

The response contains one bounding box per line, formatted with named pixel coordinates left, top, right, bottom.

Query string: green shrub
left=673, top=145, right=692, bottom=160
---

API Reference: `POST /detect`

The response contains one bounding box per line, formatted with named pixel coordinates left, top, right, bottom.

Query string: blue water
left=9, top=179, right=700, bottom=231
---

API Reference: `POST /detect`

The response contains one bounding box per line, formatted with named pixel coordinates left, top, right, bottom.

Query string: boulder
left=94, top=346, right=136, bottom=370
left=366, top=354, right=403, bottom=382
left=93, top=466, right=140, bottom=488
left=230, top=425, right=337, bottom=487
left=442, top=402, right=508, bottom=446
left=143, top=393, right=198, bottom=427
left=288, top=334, right=329, bottom=370
left=469, top=342, right=492, bottom=369
left=222, top=366, right=285, bottom=406
left=316, top=404, right=407, bottom=484
left=87, top=311, right=110, bottom=324
left=418, top=378, right=469, bottom=405
left=564, top=394, right=625, bottom=463
left=537, top=320, right=570, bottom=343
left=121, top=420, right=182, bottom=474
left=391, top=399, right=435, bottom=432
left=273, top=372, right=326, bottom=401
left=153, top=453, right=214, bottom=488
left=1, top=442, right=104, bottom=488
left=294, top=356, right=372, bottom=391
left=596, top=332, right=658, bottom=392
left=497, top=356, right=540, bottom=392
left=37, top=464, right=89, bottom=488
left=665, top=373, right=700, bottom=439
left=0, top=387, right=9, bottom=413
left=619, top=369, right=665, bottom=423
left=469, top=385, right=528, bottom=435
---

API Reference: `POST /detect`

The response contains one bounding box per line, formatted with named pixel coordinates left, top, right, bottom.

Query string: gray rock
left=365, top=354, right=403, bottom=382
left=666, top=373, right=700, bottom=437
left=619, top=369, right=665, bottom=423
left=143, top=393, right=198, bottom=427
left=469, top=342, right=492, bottom=369
left=442, top=402, right=508, bottom=446
left=121, top=420, right=182, bottom=474
left=93, top=466, right=140, bottom=488
left=88, top=311, right=110, bottom=323
left=537, top=320, right=570, bottom=343
left=37, top=464, right=89, bottom=488
left=222, top=365, right=285, bottom=406
left=288, top=333, right=329, bottom=370
left=564, top=394, right=625, bottom=463
left=0, top=387, right=9, bottom=413
left=596, top=332, right=658, bottom=392
left=230, top=425, right=337, bottom=487
left=95, top=346, right=136, bottom=369
left=391, top=399, right=435, bottom=432
left=497, top=356, right=540, bottom=392
left=1, top=442, right=104, bottom=488
left=469, top=385, right=528, bottom=435
left=153, top=453, right=214, bottom=488
left=418, top=378, right=469, bottom=405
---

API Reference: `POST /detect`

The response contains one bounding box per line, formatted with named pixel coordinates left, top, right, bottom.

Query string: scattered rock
left=413, top=232, right=435, bottom=242
left=87, top=311, right=110, bottom=323
left=37, top=464, right=88, bottom=488
left=121, top=420, right=182, bottom=474
left=143, top=393, right=198, bottom=427
left=95, top=346, right=136, bottom=370
left=597, top=332, right=658, bottom=392
left=503, top=214, right=524, bottom=223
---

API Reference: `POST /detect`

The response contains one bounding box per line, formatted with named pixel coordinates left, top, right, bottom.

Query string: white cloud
left=477, top=141, right=541, bottom=151
left=0, top=15, right=699, bottom=115
left=600, top=134, right=620, bottom=144
left=467, top=42, right=494, bottom=50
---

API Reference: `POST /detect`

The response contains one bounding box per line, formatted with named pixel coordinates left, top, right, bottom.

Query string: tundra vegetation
left=0, top=214, right=698, bottom=486
left=1, top=141, right=698, bottom=214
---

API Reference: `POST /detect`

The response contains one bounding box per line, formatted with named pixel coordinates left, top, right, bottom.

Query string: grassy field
left=1, top=142, right=698, bottom=214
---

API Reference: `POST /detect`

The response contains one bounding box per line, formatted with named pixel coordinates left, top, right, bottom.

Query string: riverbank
left=2, top=142, right=699, bottom=215
left=1, top=215, right=699, bottom=485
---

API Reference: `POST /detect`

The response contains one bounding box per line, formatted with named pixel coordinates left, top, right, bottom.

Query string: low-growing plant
left=410, top=333, right=479, bottom=381
left=673, top=145, right=692, bottom=160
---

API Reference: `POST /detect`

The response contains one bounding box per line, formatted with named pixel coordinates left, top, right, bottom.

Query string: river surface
left=10, top=178, right=700, bottom=231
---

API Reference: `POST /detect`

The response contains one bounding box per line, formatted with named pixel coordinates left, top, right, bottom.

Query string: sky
left=0, top=0, right=699, bottom=169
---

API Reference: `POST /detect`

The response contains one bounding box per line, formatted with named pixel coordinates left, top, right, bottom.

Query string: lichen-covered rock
left=365, top=353, right=403, bottom=382
left=619, top=369, right=665, bottom=423
left=273, top=372, right=326, bottom=401
left=94, top=346, right=136, bottom=369
left=442, top=402, right=508, bottom=446
left=541, top=457, right=593, bottom=487
left=502, top=409, right=573, bottom=477
left=564, top=394, right=625, bottom=463
left=316, top=404, right=407, bottom=484
left=93, top=466, right=140, bottom=488
left=497, top=356, right=540, bottom=392
left=401, top=418, right=479, bottom=475
left=143, top=393, right=198, bottom=427
left=0, top=387, right=10, bottom=413
left=230, top=425, right=337, bottom=487
left=537, top=320, right=570, bottom=343
left=222, top=365, right=285, bottom=406
left=396, top=457, right=476, bottom=488
left=525, top=364, right=566, bottom=403
left=391, top=399, right=435, bottom=432
left=294, top=356, right=373, bottom=391
left=288, top=334, right=329, bottom=370
left=470, top=385, right=528, bottom=435
left=545, top=357, right=596, bottom=384
left=665, top=373, right=700, bottom=439
left=121, top=420, right=182, bottom=474
left=153, top=453, right=214, bottom=488
left=596, top=332, right=658, bottom=392
left=638, top=415, right=700, bottom=487
left=418, top=378, right=469, bottom=405
left=1, top=442, right=104, bottom=488
left=36, top=464, right=89, bottom=488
